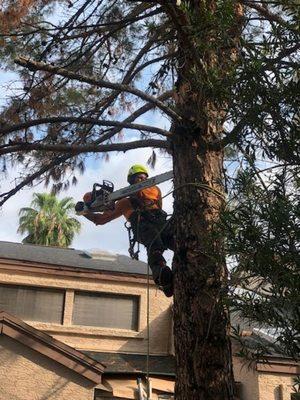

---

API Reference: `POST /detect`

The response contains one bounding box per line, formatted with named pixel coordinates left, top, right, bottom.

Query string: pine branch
left=14, top=57, right=181, bottom=122
left=94, top=27, right=171, bottom=117
left=244, top=1, right=299, bottom=32
left=0, top=154, right=71, bottom=207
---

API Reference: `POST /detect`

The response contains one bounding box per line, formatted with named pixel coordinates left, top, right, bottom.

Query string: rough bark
left=169, top=1, right=240, bottom=397
left=172, top=122, right=234, bottom=399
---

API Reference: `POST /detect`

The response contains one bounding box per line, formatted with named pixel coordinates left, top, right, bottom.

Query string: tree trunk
left=164, top=1, right=243, bottom=397
left=172, top=122, right=234, bottom=399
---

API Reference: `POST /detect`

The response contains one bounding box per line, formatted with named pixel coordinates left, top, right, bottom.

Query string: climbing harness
left=125, top=221, right=140, bottom=260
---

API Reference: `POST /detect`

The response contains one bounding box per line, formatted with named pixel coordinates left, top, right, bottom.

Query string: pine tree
left=0, top=1, right=299, bottom=398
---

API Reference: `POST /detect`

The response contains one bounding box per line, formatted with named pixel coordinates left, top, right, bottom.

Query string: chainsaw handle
left=91, top=183, right=101, bottom=202
left=92, top=183, right=103, bottom=191
left=102, top=180, right=114, bottom=192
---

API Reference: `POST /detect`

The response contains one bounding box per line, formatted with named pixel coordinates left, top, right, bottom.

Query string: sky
left=0, top=126, right=174, bottom=264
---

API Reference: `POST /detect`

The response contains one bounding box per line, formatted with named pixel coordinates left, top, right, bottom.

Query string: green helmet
left=127, top=164, right=148, bottom=183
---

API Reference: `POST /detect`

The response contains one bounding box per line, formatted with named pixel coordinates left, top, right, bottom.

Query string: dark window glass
left=73, top=291, right=139, bottom=330
left=0, top=284, right=64, bottom=324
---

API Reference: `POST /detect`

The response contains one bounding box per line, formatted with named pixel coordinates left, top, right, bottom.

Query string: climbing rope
left=146, top=256, right=150, bottom=400
left=143, top=216, right=173, bottom=400
left=162, top=181, right=226, bottom=202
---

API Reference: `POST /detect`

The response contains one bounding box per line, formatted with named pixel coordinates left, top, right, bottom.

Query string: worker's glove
left=74, top=192, right=93, bottom=215
left=75, top=201, right=87, bottom=214
left=83, top=191, right=92, bottom=203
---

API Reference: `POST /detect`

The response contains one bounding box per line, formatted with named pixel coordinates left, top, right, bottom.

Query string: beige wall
left=233, top=356, right=298, bottom=400
left=258, top=372, right=294, bottom=400
left=0, top=336, right=95, bottom=400
left=0, top=263, right=173, bottom=355
left=233, top=356, right=260, bottom=400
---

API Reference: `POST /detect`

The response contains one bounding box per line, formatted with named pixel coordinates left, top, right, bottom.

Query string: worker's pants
left=129, top=210, right=174, bottom=283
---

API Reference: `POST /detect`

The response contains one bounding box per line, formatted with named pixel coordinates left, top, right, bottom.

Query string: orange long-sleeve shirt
left=84, top=186, right=162, bottom=226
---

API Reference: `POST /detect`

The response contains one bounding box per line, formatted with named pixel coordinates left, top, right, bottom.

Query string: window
left=0, top=284, right=65, bottom=324
left=72, top=291, right=139, bottom=330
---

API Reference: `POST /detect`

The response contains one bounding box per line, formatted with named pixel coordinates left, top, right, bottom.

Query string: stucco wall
left=233, top=356, right=297, bottom=400
left=233, top=356, right=260, bottom=400
left=0, top=336, right=95, bottom=400
left=0, top=264, right=173, bottom=355
left=258, top=372, right=294, bottom=400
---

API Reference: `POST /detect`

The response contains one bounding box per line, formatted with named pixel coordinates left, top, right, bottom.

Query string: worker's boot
left=157, top=265, right=173, bottom=297
left=149, top=250, right=173, bottom=297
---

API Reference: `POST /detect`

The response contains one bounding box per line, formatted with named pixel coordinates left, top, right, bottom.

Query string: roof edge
left=0, top=258, right=152, bottom=283
left=256, top=356, right=300, bottom=375
left=0, top=311, right=105, bottom=384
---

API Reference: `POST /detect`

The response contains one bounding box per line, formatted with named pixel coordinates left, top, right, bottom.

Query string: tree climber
left=82, top=164, right=174, bottom=297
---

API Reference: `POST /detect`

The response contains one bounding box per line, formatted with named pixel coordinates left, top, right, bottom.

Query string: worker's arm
left=83, top=198, right=127, bottom=225
left=157, top=186, right=162, bottom=209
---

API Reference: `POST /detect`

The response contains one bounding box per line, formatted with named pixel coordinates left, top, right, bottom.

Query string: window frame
left=72, top=289, right=140, bottom=331
left=0, top=283, right=65, bottom=324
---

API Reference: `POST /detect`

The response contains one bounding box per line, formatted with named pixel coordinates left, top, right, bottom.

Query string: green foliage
left=18, top=192, right=81, bottom=247
left=222, top=167, right=300, bottom=358
left=292, top=376, right=300, bottom=394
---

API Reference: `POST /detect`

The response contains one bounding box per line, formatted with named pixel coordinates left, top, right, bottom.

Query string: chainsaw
left=75, top=170, right=173, bottom=215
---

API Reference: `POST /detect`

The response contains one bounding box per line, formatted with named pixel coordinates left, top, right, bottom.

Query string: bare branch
left=0, top=117, right=171, bottom=137
left=0, top=154, right=71, bottom=207
left=210, top=115, right=250, bottom=150
left=95, top=90, right=174, bottom=144
left=94, top=27, right=170, bottom=117
left=0, top=91, right=173, bottom=205
left=128, top=52, right=176, bottom=82
left=58, top=6, right=163, bottom=41
left=0, top=139, right=169, bottom=156
left=265, top=43, right=300, bottom=66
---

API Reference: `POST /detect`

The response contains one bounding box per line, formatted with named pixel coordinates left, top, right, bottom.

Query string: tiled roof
left=0, top=240, right=148, bottom=276
left=83, top=351, right=175, bottom=376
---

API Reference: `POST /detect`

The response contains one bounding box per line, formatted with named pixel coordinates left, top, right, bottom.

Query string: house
left=0, top=240, right=298, bottom=400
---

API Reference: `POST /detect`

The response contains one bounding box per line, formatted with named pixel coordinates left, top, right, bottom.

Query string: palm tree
left=18, top=193, right=81, bottom=247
